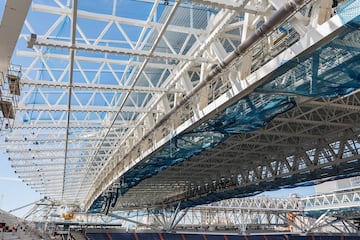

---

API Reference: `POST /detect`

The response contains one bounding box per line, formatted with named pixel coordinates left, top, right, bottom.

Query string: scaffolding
left=7, top=65, right=21, bottom=96
left=0, top=64, right=21, bottom=130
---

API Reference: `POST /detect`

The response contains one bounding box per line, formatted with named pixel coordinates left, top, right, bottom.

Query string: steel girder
left=109, top=91, right=360, bottom=209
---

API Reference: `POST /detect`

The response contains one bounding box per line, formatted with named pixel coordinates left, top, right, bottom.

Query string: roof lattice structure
left=1, top=0, right=360, bottom=215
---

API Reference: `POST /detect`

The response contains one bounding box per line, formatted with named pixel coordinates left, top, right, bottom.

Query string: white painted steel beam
left=61, top=0, right=79, bottom=200
left=0, top=0, right=31, bottom=84
left=16, top=51, right=177, bottom=70
left=21, top=79, right=181, bottom=93
left=9, top=123, right=131, bottom=129
left=31, top=38, right=215, bottom=64
left=17, top=104, right=161, bottom=113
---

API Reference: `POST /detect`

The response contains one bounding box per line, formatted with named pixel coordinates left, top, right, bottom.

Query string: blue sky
left=0, top=0, right=3, bottom=20
left=0, top=151, right=41, bottom=216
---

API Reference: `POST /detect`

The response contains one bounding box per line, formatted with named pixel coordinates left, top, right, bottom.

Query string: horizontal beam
left=20, top=173, right=92, bottom=179
left=17, top=104, right=160, bottom=113
left=9, top=121, right=134, bottom=130
left=14, top=166, right=102, bottom=174
left=31, top=38, right=215, bottom=64
left=305, top=100, right=360, bottom=112
left=12, top=161, right=100, bottom=168
left=17, top=51, right=177, bottom=69
left=6, top=145, right=114, bottom=153
left=21, top=79, right=181, bottom=93
left=3, top=135, right=125, bottom=143
left=274, top=117, right=360, bottom=128
left=9, top=154, right=106, bottom=161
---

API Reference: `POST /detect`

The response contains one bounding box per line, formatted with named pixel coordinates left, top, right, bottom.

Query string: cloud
left=0, top=177, right=21, bottom=182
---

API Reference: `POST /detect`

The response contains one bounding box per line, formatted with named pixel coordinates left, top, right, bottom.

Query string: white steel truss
left=24, top=190, right=360, bottom=234
left=116, top=95, right=360, bottom=209
left=2, top=0, right=359, bottom=217
left=87, top=0, right=360, bottom=211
